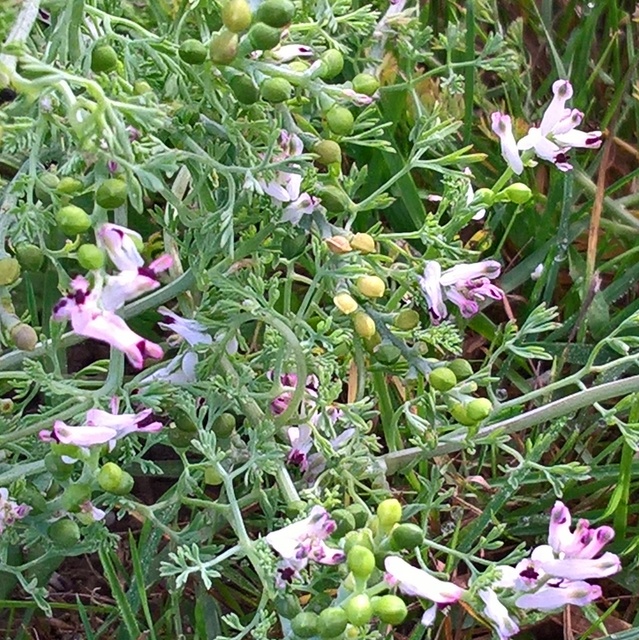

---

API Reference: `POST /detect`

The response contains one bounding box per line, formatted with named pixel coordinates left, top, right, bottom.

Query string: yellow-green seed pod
left=221, top=0, right=252, bottom=33
left=0, top=257, right=20, bottom=285
left=356, top=275, right=385, bottom=298
left=77, top=244, right=105, bottom=270
left=429, top=367, right=457, bottom=392
left=350, top=232, right=376, bottom=254
left=466, top=397, right=493, bottom=422
left=352, top=312, right=376, bottom=338
left=352, top=72, right=379, bottom=96
left=209, top=30, right=239, bottom=65
left=10, top=323, right=37, bottom=351
left=394, top=309, right=420, bottom=330
left=326, top=106, right=354, bottom=136
left=325, top=235, right=352, bottom=254
left=377, top=498, right=402, bottom=531
left=334, top=292, right=358, bottom=315
left=314, top=140, right=342, bottom=166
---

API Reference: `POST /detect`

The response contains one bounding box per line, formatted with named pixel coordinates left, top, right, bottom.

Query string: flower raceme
left=491, top=79, right=602, bottom=174
left=418, top=260, right=503, bottom=324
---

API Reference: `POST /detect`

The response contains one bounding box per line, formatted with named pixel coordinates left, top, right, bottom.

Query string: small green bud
left=14, top=243, right=44, bottom=271
left=291, top=611, right=319, bottom=638
left=356, top=275, right=385, bottom=298
left=344, top=594, right=373, bottom=627
left=472, top=187, right=495, bottom=207
left=98, top=462, right=134, bottom=495
left=56, top=176, right=83, bottom=195
left=448, top=358, right=473, bottom=380
left=48, top=519, right=81, bottom=547
left=179, top=39, right=208, bottom=64
left=0, top=257, right=20, bottom=285
left=501, top=182, right=532, bottom=204
left=394, top=309, right=420, bottom=330
left=91, top=44, right=118, bottom=73
left=466, top=397, right=493, bottom=422
left=255, top=0, right=295, bottom=27
left=352, top=73, right=379, bottom=96
left=222, top=0, right=253, bottom=32
left=212, top=412, right=236, bottom=438
left=377, top=498, right=402, bottom=531
left=318, top=607, right=348, bottom=638
left=229, top=74, right=260, bottom=104
left=372, top=594, right=407, bottom=625
left=77, top=244, right=105, bottom=270
left=347, top=545, right=375, bottom=579
left=314, top=140, right=342, bottom=166
left=55, top=204, right=91, bottom=236
left=248, top=23, right=282, bottom=51
left=10, top=323, right=37, bottom=351
left=390, top=523, right=424, bottom=550
left=260, top=77, right=292, bottom=103
left=319, top=49, right=344, bottom=79
left=326, top=106, right=354, bottom=136
left=209, top=30, right=239, bottom=65
left=429, top=367, right=457, bottom=392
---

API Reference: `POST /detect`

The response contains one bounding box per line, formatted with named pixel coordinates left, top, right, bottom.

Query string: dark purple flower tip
left=138, top=266, right=159, bottom=280
left=520, top=566, right=539, bottom=581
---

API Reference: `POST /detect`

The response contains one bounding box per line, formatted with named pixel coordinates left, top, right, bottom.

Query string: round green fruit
left=372, top=594, right=407, bottom=625
left=91, top=44, right=118, bottom=73
left=390, top=522, right=424, bottom=550
left=55, top=205, right=91, bottom=236
left=77, top=243, right=105, bottom=270
left=56, top=176, right=83, bottom=195
left=319, top=49, right=344, bottom=79
left=291, top=611, right=319, bottom=638
left=179, top=39, right=208, bottom=64
left=0, top=257, right=20, bottom=285
left=255, top=0, right=295, bottom=28
left=466, top=398, right=493, bottom=422
left=98, top=462, right=135, bottom=495
left=15, top=243, right=44, bottom=271
left=274, top=593, right=301, bottom=619
left=344, top=594, right=373, bottom=627
left=248, top=23, right=282, bottom=51
left=209, top=30, right=239, bottom=65
left=343, top=528, right=374, bottom=554
left=326, top=106, right=354, bottom=136
left=352, top=73, right=379, bottom=96
left=96, top=178, right=127, bottom=209
left=429, top=367, right=457, bottom=392
left=222, top=0, right=253, bottom=32
left=314, top=140, right=342, bottom=165
left=377, top=498, right=402, bottom=531
left=448, top=358, right=474, bottom=380
left=347, top=544, right=375, bottom=579
left=212, top=412, right=236, bottom=438
left=260, top=77, right=292, bottom=103
left=318, top=185, right=350, bottom=212
left=394, top=309, right=420, bottom=330
left=318, top=607, right=348, bottom=639
left=48, top=519, right=81, bottom=548
left=449, top=402, right=475, bottom=426
left=229, top=74, right=260, bottom=104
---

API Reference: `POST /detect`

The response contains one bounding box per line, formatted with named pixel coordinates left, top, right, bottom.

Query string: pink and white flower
left=491, top=113, right=524, bottom=175
left=96, top=224, right=144, bottom=272
left=0, top=488, right=31, bottom=534
left=479, top=589, right=520, bottom=640
left=418, top=260, right=503, bottom=324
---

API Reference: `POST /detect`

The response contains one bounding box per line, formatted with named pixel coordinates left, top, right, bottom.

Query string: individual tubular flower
left=384, top=556, right=465, bottom=625
left=96, top=224, right=144, bottom=271
left=491, top=113, right=524, bottom=175
left=515, top=581, right=602, bottom=611
left=157, top=306, right=212, bottom=347
left=479, top=589, right=520, bottom=640
left=268, top=371, right=319, bottom=416
left=0, top=488, right=31, bottom=534
left=265, top=505, right=345, bottom=586
left=418, top=260, right=503, bottom=324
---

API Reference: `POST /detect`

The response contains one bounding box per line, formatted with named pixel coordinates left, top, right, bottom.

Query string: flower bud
left=447, top=358, right=473, bottom=380
left=352, top=73, right=379, bottom=96
left=344, top=594, right=373, bottom=627
left=212, top=412, right=236, bottom=437
left=377, top=498, right=402, bottom=532
left=429, top=367, right=457, bottom=392
left=260, top=77, right=293, bottom=103
left=248, top=23, right=282, bottom=51
left=501, top=182, right=532, bottom=204
left=466, top=398, right=493, bottom=422
left=48, top=518, right=81, bottom=548
left=314, top=140, right=342, bottom=166
left=352, top=312, right=376, bottom=338
left=356, top=275, right=385, bottom=298
left=77, top=243, right=105, bottom=270
left=209, top=30, right=239, bottom=65
left=326, top=106, right=354, bottom=136
left=98, top=462, right=135, bottom=495
left=318, top=607, right=348, bottom=638
left=0, top=257, right=20, bottom=285
left=14, top=243, right=44, bottom=271
left=372, top=595, right=407, bottom=625
left=334, top=292, right=358, bottom=315
left=55, top=204, right=91, bottom=236
left=390, top=522, right=424, bottom=550
left=291, top=611, right=319, bottom=638
left=222, top=0, right=252, bottom=32
left=318, top=49, right=344, bottom=79
left=347, top=544, right=375, bottom=579
left=471, top=187, right=495, bottom=207
left=350, top=233, right=376, bottom=254
left=394, top=309, right=420, bottom=330
left=326, top=235, right=352, bottom=254
left=255, top=0, right=295, bottom=27
left=10, top=323, right=37, bottom=351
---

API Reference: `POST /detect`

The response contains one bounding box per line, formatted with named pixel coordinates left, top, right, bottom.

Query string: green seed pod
left=96, top=178, right=128, bottom=209
left=318, top=607, right=348, bottom=639
left=248, top=23, right=282, bottom=51
left=326, top=106, right=354, bottom=136
left=274, top=593, right=302, bottom=619
left=449, top=402, right=475, bottom=426
left=281, top=233, right=307, bottom=259
left=212, top=412, right=236, bottom=438
left=472, top=187, right=495, bottom=207
left=222, top=0, right=253, bottom=32
left=347, top=545, right=375, bottom=579
left=447, top=358, right=473, bottom=380
left=352, top=72, right=379, bottom=96
left=501, top=182, right=533, bottom=204
left=346, top=503, right=369, bottom=529
left=77, top=244, right=105, bottom=270
left=394, top=309, right=420, bottom=330
left=390, top=522, right=424, bottom=550
left=255, top=0, right=295, bottom=27
left=48, top=519, right=81, bottom=548
left=44, top=452, right=75, bottom=481
left=260, top=77, right=292, bottom=103
left=98, top=462, right=134, bottom=495
left=344, top=594, right=373, bottom=627
left=91, top=44, right=118, bottom=73
left=229, top=74, right=260, bottom=104
left=204, top=466, right=223, bottom=485
left=10, top=323, right=37, bottom=351
left=428, top=367, right=457, bottom=392
left=356, top=275, right=385, bottom=298
left=319, top=49, right=344, bottom=79
left=318, top=185, right=351, bottom=213
left=314, top=140, right=342, bottom=166
left=372, top=594, right=407, bottom=625
left=331, top=508, right=356, bottom=538
left=350, top=233, right=376, bottom=254
left=291, top=611, right=319, bottom=638
left=0, top=257, right=20, bottom=285
left=374, top=344, right=401, bottom=365
left=466, top=397, right=493, bottom=422
left=179, top=39, right=208, bottom=64
left=56, top=176, right=84, bottom=195
left=35, top=171, right=60, bottom=203
left=377, top=498, right=402, bottom=532
left=352, top=312, right=376, bottom=339
left=343, top=528, right=374, bottom=554
left=61, top=483, right=92, bottom=512
left=168, top=425, right=193, bottom=449
left=209, top=30, right=239, bottom=65
left=55, top=204, right=91, bottom=236
left=14, top=243, right=44, bottom=272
